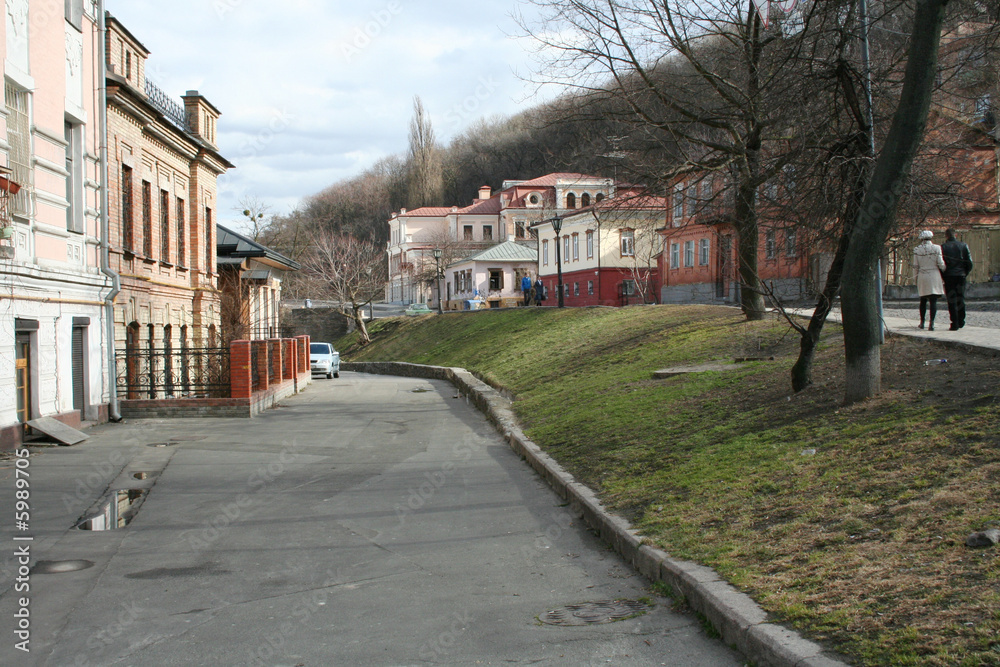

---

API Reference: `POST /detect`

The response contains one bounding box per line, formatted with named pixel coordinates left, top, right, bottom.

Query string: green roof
left=457, top=240, right=537, bottom=264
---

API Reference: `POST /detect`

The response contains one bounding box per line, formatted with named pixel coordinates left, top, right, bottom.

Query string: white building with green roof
left=444, top=240, right=539, bottom=309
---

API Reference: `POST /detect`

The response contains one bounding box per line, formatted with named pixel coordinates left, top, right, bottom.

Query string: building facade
left=0, top=1, right=110, bottom=448
left=532, top=195, right=666, bottom=307
left=216, top=224, right=299, bottom=342
left=104, top=14, right=232, bottom=395
left=445, top=239, right=537, bottom=309
left=386, top=173, right=616, bottom=306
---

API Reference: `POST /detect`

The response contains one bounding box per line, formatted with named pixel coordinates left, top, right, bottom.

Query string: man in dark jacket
left=941, top=228, right=974, bottom=330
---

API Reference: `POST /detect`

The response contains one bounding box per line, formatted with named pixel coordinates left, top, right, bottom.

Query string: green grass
left=339, top=305, right=1000, bottom=666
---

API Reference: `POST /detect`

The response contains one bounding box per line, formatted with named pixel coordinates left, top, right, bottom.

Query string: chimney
left=400, top=208, right=407, bottom=214
left=181, top=90, right=222, bottom=148
left=478, top=185, right=492, bottom=200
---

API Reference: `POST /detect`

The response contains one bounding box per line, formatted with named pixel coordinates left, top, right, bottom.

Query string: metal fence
left=116, top=347, right=230, bottom=399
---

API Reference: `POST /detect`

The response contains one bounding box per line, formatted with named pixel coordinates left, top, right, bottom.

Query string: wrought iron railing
left=144, top=78, right=189, bottom=132
left=116, top=347, right=230, bottom=399
left=250, top=343, right=261, bottom=393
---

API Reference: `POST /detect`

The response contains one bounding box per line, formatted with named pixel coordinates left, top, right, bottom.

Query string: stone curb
left=342, top=361, right=850, bottom=667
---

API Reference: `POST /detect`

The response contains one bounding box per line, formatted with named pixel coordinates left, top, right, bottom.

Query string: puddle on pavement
left=147, top=442, right=175, bottom=448
left=32, top=559, right=95, bottom=574
left=75, top=489, right=148, bottom=530
left=132, top=472, right=154, bottom=480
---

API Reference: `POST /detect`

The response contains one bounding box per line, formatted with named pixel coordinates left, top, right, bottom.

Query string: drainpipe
left=97, top=1, right=122, bottom=422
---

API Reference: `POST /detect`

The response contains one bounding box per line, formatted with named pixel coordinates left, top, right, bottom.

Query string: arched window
left=566, top=193, right=576, bottom=209
left=595, top=193, right=605, bottom=203
left=581, top=193, right=591, bottom=207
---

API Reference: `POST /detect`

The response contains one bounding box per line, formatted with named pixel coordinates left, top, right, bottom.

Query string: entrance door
left=716, top=235, right=732, bottom=299
left=15, top=333, right=30, bottom=425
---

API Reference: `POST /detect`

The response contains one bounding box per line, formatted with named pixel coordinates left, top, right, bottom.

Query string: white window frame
left=586, top=230, right=594, bottom=258
left=699, top=238, right=710, bottom=266
left=587, top=280, right=594, bottom=295
left=672, top=182, right=684, bottom=225
left=572, top=233, right=579, bottom=261
left=670, top=243, right=680, bottom=269
left=620, top=229, right=635, bottom=257
left=785, top=230, right=797, bottom=257
left=765, top=230, right=776, bottom=259
left=684, top=240, right=695, bottom=267
left=542, top=239, right=549, bottom=266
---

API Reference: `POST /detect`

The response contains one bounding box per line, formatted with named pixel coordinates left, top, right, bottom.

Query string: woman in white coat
left=912, top=230, right=945, bottom=330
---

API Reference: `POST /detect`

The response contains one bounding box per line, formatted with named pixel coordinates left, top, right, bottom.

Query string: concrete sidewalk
left=0, top=373, right=743, bottom=666
left=789, top=308, right=1000, bottom=353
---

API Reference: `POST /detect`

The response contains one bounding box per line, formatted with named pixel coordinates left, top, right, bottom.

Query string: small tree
left=300, top=233, right=387, bottom=345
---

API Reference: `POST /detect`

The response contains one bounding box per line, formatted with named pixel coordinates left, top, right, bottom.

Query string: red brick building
left=105, top=15, right=233, bottom=380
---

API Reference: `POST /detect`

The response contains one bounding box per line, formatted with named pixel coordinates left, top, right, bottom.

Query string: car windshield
left=310, top=344, right=331, bottom=354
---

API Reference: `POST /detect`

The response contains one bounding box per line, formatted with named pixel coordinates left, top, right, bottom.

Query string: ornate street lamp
left=432, top=247, right=443, bottom=314
left=550, top=216, right=564, bottom=308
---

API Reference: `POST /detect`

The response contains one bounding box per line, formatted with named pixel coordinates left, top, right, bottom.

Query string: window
left=581, top=193, right=591, bottom=207
left=684, top=240, right=695, bottom=267
left=670, top=243, right=680, bottom=269
left=542, top=239, right=549, bottom=266
left=700, top=178, right=712, bottom=214
left=587, top=280, right=594, bottom=295
left=176, top=197, right=186, bottom=266
left=65, top=122, right=84, bottom=233
left=453, top=272, right=460, bottom=294
left=595, top=193, right=604, bottom=203
left=160, top=190, right=170, bottom=262
left=699, top=238, right=710, bottom=266
left=463, top=225, right=473, bottom=241
left=586, top=231, right=594, bottom=258
left=5, top=83, right=31, bottom=216
left=622, top=279, right=636, bottom=296
left=620, top=229, right=635, bottom=256
left=515, top=220, right=526, bottom=239
left=672, top=182, right=684, bottom=224
left=528, top=193, right=540, bottom=205
left=125, top=50, right=132, bottom=80
left=573, top=282, right=579, bottom=296
left=566, top=193, right=576, bottom=209
left=563, top=235, right=570, bottom=261
left=765, top=229, right=776, bottom=259
left=572, top=233, right=579, bottom=261
left=142, top=181, right=152, bottom=256
left=205, top=207, right=213, bottom=273
left=785, top=229, right=797, bottom=257
left=121, top=165, right=134, bottom=251
left=482, top=225, right=492, bottom=241
left=488, top=269, right=503, bottom=290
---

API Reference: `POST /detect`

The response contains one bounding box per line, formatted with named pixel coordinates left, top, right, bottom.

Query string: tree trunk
left=840, top=0, right=950, bottom=404
left=351, top=306, right=371, bottom=346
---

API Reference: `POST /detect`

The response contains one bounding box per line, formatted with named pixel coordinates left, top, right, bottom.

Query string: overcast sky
left=106, top=1, right=557, bottom=231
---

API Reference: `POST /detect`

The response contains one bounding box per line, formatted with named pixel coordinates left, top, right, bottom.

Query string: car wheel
left=334, top=372, right=340, bottom=378
left=327, top=371, right=333, bottom=379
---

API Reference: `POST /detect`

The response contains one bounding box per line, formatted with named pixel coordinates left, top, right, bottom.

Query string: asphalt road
left=0, top=373, right=744, bottom=666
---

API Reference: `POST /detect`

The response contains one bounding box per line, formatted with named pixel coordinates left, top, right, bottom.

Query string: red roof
left=509, top=172, right=606, bottom=187
left=458, top=196, right=503, bottom=215
left=397, top=207, right=455, bottom=217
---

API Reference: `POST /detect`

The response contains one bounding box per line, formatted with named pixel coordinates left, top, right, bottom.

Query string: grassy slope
left=338, top=305, right=1000, bottom=666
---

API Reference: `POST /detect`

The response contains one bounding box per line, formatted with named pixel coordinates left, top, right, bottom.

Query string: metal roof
left=459, top=240, right=537, bottom=264
left=216, top=224, right=300, bottom=270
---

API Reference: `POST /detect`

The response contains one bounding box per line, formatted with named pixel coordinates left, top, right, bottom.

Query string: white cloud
left=107, top=0, right=557, bottom=227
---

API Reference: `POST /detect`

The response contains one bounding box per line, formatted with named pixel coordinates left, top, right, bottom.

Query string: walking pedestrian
left=534, top=278, right=544, bottom=306
left=912, top=230, right=945, bottom=331
left=521, top=274, right=533, bottom=306
left=941, top=228, right=973, bottom=330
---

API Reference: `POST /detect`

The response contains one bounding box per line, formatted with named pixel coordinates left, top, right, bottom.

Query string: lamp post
left=432, top=247, right=443, bottom=314
left=551, top=216, right=564, bottom=308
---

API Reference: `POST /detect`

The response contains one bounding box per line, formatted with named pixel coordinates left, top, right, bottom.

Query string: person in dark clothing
left=941, top=228, right=974, bottom=330
left=521, top=274, right=533, bottom=306
left=534, top=278, right=544, bottom=306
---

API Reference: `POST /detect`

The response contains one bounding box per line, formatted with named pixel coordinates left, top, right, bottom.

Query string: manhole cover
left=32, top=559, right=95, bottom=574
left=539, top=600, right=653, bottom=626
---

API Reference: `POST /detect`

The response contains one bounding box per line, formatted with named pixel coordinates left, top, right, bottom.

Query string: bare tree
left=234, top=194, right=272, bottom=241
left=299, top=233, right=387, bottom=345
left=407, top=96, right=444, bottom=208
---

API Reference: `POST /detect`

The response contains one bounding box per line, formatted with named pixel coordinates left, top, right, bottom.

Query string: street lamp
left=550, top=216, right=565, bottom=308
left=432, top=247, right=443, bottom=314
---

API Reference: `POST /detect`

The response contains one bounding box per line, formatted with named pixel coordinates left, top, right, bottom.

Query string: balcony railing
left=144, top=79, right=188, bottom=132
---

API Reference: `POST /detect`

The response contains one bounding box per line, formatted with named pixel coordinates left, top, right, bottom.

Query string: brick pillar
left=254, top=339, right=269, bottom=391
left=296, top=336, right=309, bottom=373
left=269, top=339, right=282, bottom=383
left=230, top=340, right=252, bottom=399
left=283, top=339, right=296, bottom=380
